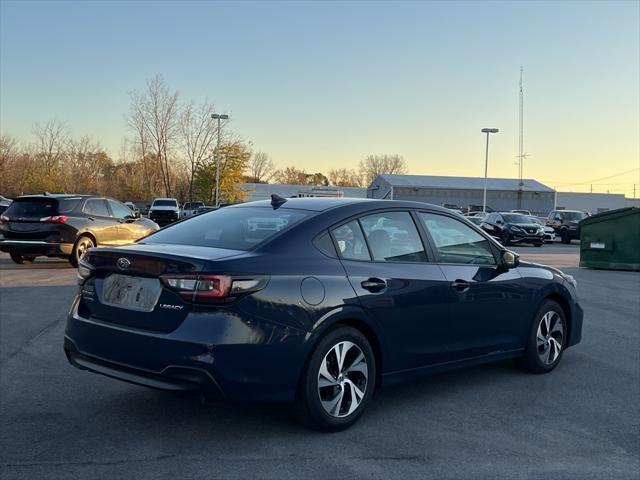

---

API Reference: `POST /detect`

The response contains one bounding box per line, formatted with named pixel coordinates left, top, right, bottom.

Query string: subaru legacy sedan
left=65, top=197, right=582, bottom=431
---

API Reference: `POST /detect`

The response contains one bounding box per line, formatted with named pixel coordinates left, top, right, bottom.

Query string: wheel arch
left=297, top=310, right=384, bottom=398
left=75, top=230, right=97, bottom=247
left=542, top=292, right=572, bottom=344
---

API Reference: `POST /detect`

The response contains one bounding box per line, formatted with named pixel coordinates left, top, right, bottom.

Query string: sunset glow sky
left=1, top=0, right=639, bottom=196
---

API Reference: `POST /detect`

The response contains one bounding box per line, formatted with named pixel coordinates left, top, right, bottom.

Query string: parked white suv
left=181, top=201, right=205, bottom=219
left=148, top=198, right=180, bottom=226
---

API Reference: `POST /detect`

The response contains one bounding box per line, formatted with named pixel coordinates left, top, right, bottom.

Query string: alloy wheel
left=536, top=311, right=564, bottom=365
left=76, top=238, right=93, bottom=262
left=317, top=341, right=369, bottom=418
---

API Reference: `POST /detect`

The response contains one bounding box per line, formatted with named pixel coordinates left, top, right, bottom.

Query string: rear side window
left=331, top=220, right=370, bottom=261
left=419, top=213, right=496, bottom=265
left=143, top=207, right=309, bottom=250
left=84, top=199, right=110, bottom=217
left=359, top=211, right=427, bottom=262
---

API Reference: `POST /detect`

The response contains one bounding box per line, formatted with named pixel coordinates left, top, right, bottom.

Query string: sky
left=1, top=0, right=639, bottom=196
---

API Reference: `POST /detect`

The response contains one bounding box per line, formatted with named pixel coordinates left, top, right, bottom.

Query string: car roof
left=229, top=197, right=454, bottom=213
left=17, top=194, right=93, bottom=199
left=152, top=197, right=178, bottom=201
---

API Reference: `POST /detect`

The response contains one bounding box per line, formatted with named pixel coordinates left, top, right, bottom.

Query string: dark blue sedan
left=65, top=197, right=583, bottom=431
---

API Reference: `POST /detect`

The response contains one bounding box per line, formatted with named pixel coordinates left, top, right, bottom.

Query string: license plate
left=102, top=274, right=162, bottom=312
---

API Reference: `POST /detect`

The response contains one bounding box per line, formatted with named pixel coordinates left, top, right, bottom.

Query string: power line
left=541, top=167, right=640, bottom=188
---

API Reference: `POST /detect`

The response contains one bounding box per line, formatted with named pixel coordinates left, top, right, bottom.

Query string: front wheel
left=534, top=242, right=543, bottom=247
left=561, top=230, right=571, bottom=244
left=69, top=235, right=95, bottom=267
left=296, top=326, right=376, bottom=432
left=519, top=300, right=566, bottom=374
left=501, top=232, right=512, bottom=246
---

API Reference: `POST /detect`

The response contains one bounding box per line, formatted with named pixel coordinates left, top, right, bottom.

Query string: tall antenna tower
left=517, top=66, right=525, bottom=209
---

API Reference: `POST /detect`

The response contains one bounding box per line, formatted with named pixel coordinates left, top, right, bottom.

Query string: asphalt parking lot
left=0, top=243, right=638, bottom=479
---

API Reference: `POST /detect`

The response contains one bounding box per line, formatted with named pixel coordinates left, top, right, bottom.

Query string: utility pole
left=481, top=128, right=499, bottom=214
left=517, top=66, right=528, bottom=210
left=211, top=113, right=229, bottom=208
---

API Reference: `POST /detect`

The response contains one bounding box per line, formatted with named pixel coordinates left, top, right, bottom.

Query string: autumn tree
left=273, top=166, right=308, bottom=185
left=192, top=141, right=250, bottom=205
left=245, top=151, right=275, bottom=183
left=328, top=168, right=364, bottom=187
left=359, top=154, right=408, bottom=185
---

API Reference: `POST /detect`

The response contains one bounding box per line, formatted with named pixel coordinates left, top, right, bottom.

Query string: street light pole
left=481, top=128, right=499, bottom=214
left=211, top=113, right=229, bottom=208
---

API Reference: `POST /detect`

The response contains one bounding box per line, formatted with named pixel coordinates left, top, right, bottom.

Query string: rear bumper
left=0, top=239, right=73, bottom=256
left=64, top=296, right=310, bottom=403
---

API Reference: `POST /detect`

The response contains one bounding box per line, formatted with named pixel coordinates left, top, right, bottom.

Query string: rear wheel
left=9, top=252, right=35, bottom=264
left=296, top=326, right=375, bottom=432
left=70, top=235, right=94, bottom=267
left=519, top=300, right=566, bottom=373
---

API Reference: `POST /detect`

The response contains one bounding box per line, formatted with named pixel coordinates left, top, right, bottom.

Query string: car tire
left=70, top=235, right=95, bottom=267
left=501, top=232, right=512, bottom=246
left=560, top=230, right=571, bottom=244
left=9, top=252, right=34, bottom=264
left=296, top=326, right=376, bottom=432
left=519, top=300, right=567, bottom=374
left=534, top=242, right=543, bottom=247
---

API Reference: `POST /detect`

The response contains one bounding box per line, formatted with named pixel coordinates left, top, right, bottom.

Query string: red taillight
left=40, top=215, right=68, bottom=224
left=160, top=274, right=232, bottom=303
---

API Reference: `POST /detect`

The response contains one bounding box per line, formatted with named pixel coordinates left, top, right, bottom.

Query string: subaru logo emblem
left=116, top=258, right=131, bottom=270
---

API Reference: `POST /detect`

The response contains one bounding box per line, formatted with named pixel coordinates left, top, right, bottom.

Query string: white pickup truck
left=181, top=201, right=205, bottom=219
left=148, top=198, right=180, bottom=226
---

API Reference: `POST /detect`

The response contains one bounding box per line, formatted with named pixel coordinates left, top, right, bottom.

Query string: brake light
left=160, top=274, right=268, bottom=304
left=40, top=215, right=68, bottom=224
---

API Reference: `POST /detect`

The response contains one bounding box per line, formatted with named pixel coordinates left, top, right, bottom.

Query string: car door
left=332, top=211, right=451, bottom=372
left=417, top=212, right=530, bottom=357
left=106, top=199, right=146, bottom=244
left=82, top=198, right=119, bottom=245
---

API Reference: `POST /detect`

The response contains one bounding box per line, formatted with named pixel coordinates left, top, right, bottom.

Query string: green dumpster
left=579, top=207, right=640, bottom=271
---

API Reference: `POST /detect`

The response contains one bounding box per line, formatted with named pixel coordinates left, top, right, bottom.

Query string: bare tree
left=179, top=100, right=220, bottom=201
left=31, top=118, right=69, bottom=180
left=359, top=154, right=408, bottom=185
left=128, top=75, right=179, bottom=197
left=246, top=151, right=275, bottom=183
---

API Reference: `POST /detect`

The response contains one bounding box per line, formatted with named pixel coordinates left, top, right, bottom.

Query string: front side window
left=331, top=220, right=370, bottom=261
left=108, top=199, right=134, bottom=219
left=419, top=213, right=496, bottom=265
left=359, top=211, right=427, bottom=262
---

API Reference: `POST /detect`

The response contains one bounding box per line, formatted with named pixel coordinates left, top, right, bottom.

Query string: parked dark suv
left=546, top=210, right=588, bottom=244
left=480, top=212, right=545, bottom=247
left=0, top=194, right=159, bottom=266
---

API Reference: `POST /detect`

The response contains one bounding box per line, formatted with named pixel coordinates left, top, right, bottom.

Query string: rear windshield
left=153, top=200, right=177, bottom=207
left=142, top=206, right=310, bottom=250
left=4, top=197, right=81, bottom=217
left=502, top=214, right=533, bottom=224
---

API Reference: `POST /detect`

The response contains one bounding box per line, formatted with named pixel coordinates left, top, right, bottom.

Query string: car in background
left=510, top=209, right=532, bottom=216
left=466, top=216, right=485, bottom=226
left=195, top=205, right=216, bottom=215
left=0, top=195, right=11, bottom=215
left=181, top=201, right=205, bottom=219
left=124, top=202, right=139, bottom=216
left=528, top=216, right=556, bottom=243
left=65, top=197, right=582, bottom=431
left=480, top=212, right=545, bottom=247
left=136, top=202, right=150, bottom=217
left=546, top=210, right=589, bottom=244
left=0, top=194, right=158, bottom=265
left=148, top=198, right=180, bottom=226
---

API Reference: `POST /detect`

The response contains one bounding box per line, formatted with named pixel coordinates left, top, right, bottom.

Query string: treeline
left=0, top=75, right=408, bottom=203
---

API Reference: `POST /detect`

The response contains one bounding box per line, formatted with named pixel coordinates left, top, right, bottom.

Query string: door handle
left=361, top=278, right=386, bottom=292
left=451, top=280, right=471, bottom=292
left=87, top=216, right=95, bottom=221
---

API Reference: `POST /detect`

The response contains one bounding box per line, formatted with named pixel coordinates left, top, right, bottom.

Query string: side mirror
left=502, top=250, right=519, bottom=269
